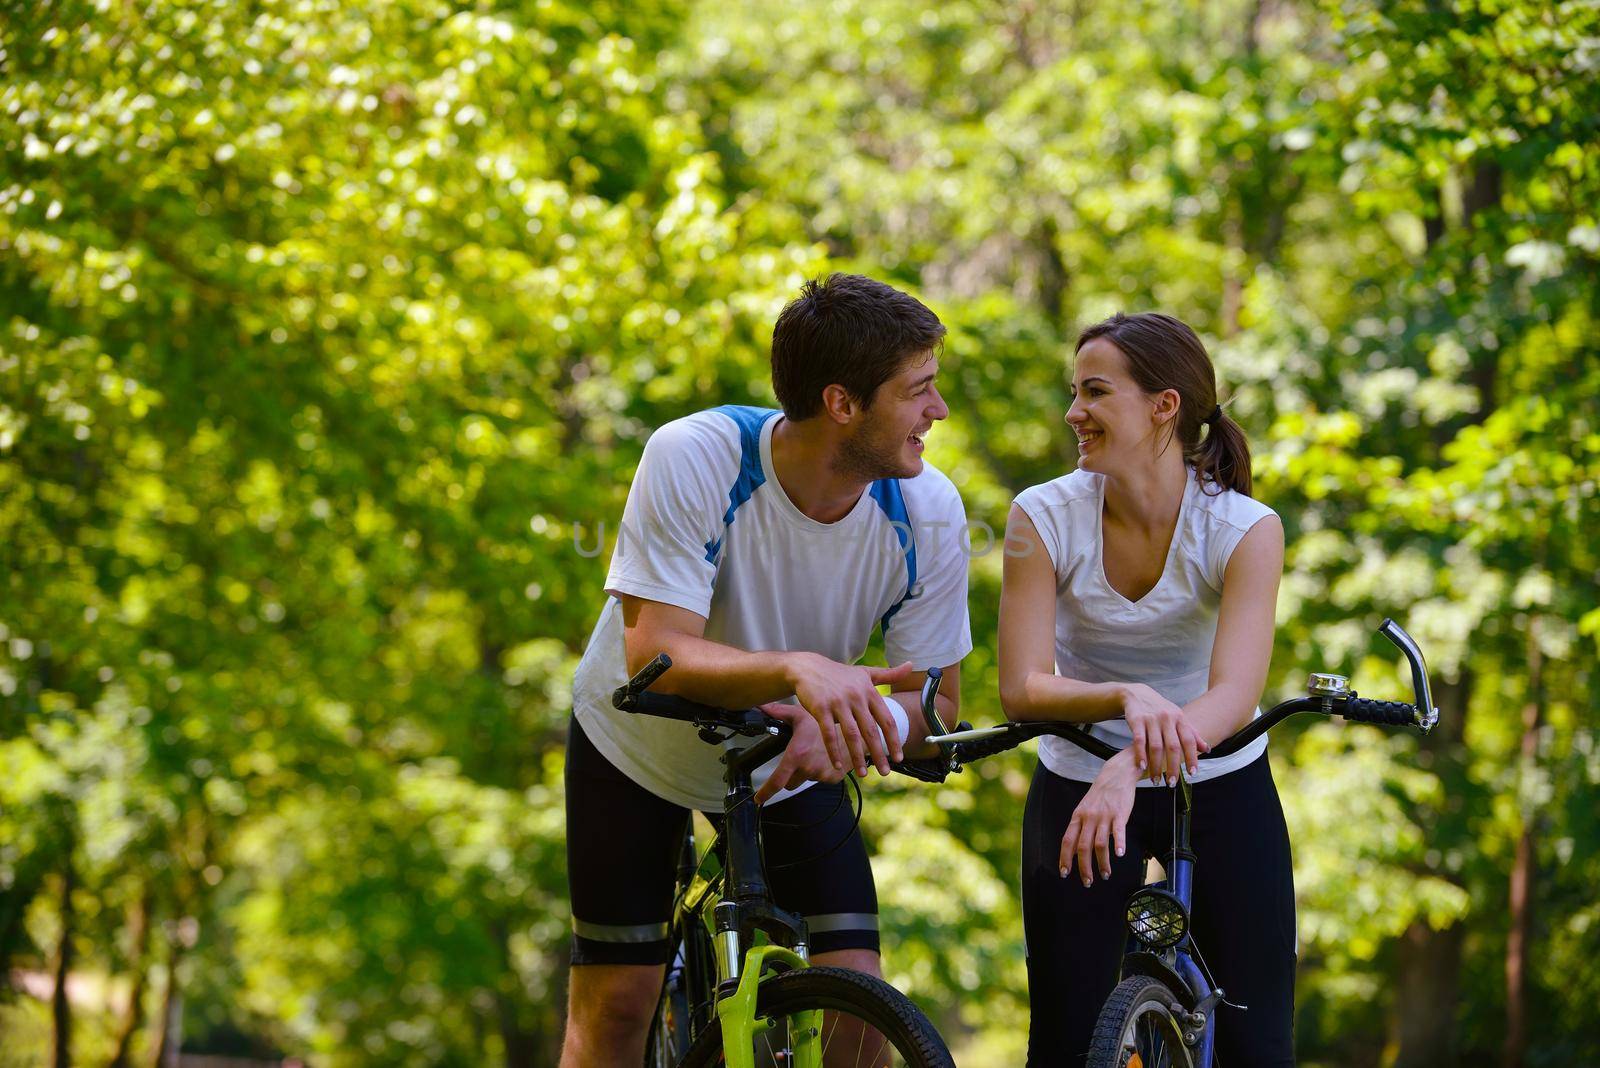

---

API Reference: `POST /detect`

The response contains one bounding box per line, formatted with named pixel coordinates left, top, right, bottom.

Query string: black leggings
left=1021, top=756, right=1297, bottom=1067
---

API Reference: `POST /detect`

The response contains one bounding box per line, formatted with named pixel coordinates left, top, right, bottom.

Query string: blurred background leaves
left=1, top=0, right=1595, bottom=1064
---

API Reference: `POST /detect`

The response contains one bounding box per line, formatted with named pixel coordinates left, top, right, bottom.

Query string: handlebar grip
left=614, top=653, right=672, bottom=704
left=891, top=758, right=950, bottom=784
left=1342, top=697, right=1416, bottom=728
left=953, top=727, right=1035, bottom=762
left=921, top=666, right=948, bottom=738
left=618, top=690, right=704, bottom=723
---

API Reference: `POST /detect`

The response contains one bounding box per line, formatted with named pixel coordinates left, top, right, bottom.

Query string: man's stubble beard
left=834, top=416, right=915, bottom=482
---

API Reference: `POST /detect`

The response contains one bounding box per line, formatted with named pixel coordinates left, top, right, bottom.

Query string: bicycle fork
left=1167, top=778, right=1221, bottom=1066
left=708, top=887, right=820, bottom=1067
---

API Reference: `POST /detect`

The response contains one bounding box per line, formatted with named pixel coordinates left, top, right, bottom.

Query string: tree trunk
left=489, top=920, right=542, bottom=1068
left=1464, top=161, right=1503, bottom=224
left=1424, top=159, right=1501, bottom=251
left=51, top=857, right=76, bottom=1068
left=1503, top=618, right=1543, bottom=1068
left=1393, top=920, right=1465, bottom=1068
left=1392, top=673, right=1471, bottom=1068
left=1030, top=217, right=1068, bottom=329
left=1244, top=0, right=1265, bottom=56
left=148, top=955, right=182, bottom=1068
left=1221, top=212, right=1244, bottom=338
left=1503, top=827, right=1535, bottom=1067
left=497, top=988, right=541, bottom=1068
left=108, top=889, right=153, bottom=1068
left=0, top=873, right=43, bottom=997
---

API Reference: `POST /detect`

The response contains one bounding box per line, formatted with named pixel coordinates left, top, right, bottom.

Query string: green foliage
left=2, top=0, right=1595, bottom=1064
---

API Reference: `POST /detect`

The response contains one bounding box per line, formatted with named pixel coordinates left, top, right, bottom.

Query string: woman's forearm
left=1002, top=671, right=1127, bottom=723
left=1181, top=683, right=1261, bottom=747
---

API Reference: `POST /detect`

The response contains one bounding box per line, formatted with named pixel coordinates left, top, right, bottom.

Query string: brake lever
left=1377, top=619, right=1438, bottom=734
left=921, top=667, right=948, bottom=737
left=918, top=667, right=967, bottom=774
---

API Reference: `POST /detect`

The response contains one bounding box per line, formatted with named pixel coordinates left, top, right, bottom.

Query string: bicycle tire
left=1086, top=976, right=1196, bottom=1068
left=675, top=965, right=954, bottom=1068
left=645, top=958, right=695, bottom=1067
left=647, top=922, right=719, bottom=1068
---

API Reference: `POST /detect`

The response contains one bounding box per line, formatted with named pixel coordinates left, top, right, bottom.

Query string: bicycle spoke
left=1144, top=1005, right=1180, bottom=1068
left=802, top=1007, right=900, bottom=1067
left=1120, top=1001, right=1182, bottom=1068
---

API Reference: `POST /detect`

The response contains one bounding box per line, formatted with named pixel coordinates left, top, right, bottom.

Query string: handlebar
left=608, top=620, right=1438, bottom=786
left=610, top=654, right=962, bottom=783
left=925, top=619, right=1438, bottom=770
left=615, top=652, right=673, bottom=697
left=611, top=653, right=796, bottom=775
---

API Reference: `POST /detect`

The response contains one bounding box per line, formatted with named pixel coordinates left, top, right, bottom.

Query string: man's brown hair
left=771, top=273, right=946, bottom=420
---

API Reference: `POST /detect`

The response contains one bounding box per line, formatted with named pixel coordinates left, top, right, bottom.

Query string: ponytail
left=1189, top=408, right=1252, bottom=498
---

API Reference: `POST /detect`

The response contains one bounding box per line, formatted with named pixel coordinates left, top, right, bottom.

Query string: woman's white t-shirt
left=1013, top=468, right=1277, bottom=785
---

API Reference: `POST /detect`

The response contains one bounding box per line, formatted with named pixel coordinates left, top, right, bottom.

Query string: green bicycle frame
left=716, top=944, right=819, bottom=1068
left=684, top=833, right=821, bottom=1067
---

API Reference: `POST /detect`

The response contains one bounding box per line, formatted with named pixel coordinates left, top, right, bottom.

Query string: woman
left=999, top=312, right=1293, bottom=1066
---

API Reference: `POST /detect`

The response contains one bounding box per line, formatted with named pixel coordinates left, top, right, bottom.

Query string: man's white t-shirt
left=573, top=406, right=974, bottom=811
left=1013, top=468, right=1277, bottom=785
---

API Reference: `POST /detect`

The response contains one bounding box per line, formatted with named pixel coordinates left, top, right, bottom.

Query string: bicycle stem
left=723, top=735, right=787, bottom=903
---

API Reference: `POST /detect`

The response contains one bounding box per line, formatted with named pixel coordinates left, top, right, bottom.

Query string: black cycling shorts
left=565, top=715, right=880, bottom=967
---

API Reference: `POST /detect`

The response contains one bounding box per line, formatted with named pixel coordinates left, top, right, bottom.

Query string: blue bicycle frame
left=1165, top=778, right=1216, bottom=1066
left=1107, top=774, right=1220, bottom=1066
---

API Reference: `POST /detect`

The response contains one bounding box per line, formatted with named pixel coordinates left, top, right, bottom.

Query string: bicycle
left=917, top=619, right=1439, bottom=1068
left=611, top=656, right=959, bottom=1068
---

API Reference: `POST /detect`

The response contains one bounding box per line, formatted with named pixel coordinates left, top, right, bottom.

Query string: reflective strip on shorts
left=805, top=912, right=879, bottom=935
left=571, top=918, right=670, bottom=944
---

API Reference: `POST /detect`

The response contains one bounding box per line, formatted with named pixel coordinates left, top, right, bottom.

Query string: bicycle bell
left=1306, top=673, right=1350, bottom=698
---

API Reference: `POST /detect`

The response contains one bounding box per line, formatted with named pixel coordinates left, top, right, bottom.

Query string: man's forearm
left=627, top=628, right=809, bottom=709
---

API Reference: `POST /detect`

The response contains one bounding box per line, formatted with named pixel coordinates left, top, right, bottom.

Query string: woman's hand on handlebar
left=1061, top=750, right=1141, bottom=886
left=1119, top=683, right=1207, bottom=784
left=753, top=702, right=849, bottom=805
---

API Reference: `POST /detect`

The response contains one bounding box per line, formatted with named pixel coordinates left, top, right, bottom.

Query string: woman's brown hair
left=1075, top=312, right=1252, bottom=497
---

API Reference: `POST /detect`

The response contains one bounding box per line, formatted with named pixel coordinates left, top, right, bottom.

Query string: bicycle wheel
left=647, top=924, right=719, bottom=1067
left=677, top=965, right=953, bottom=1068
left=1086, top=976, right=1196, bottom=1068
left=646, top=954, right=693, bottom=1067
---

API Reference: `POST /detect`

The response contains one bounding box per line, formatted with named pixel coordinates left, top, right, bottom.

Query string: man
left=561, top=273, right=972, bottom=1066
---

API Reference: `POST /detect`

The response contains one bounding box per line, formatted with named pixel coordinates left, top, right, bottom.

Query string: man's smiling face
left=837, top=350, right=950, bottom=480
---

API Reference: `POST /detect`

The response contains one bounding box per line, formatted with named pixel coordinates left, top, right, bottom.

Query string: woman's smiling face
left=1066, top=337, right=1167, bottom=474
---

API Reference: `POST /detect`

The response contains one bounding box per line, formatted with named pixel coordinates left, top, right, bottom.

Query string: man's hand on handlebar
left=752, top=702, right=850, bottom=805
left=786, top=653, right=913, bottom=777
left=1119, top=683, right=1208, bottom=784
